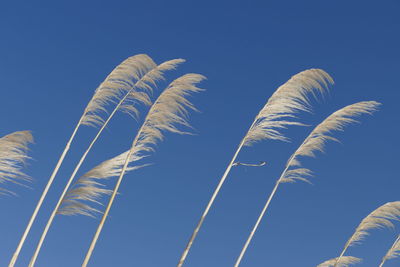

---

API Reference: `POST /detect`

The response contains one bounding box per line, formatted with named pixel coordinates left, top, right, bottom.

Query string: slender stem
left=82, top=146, right=133, bottom=267
left=234, top=180, right=281, bottom=267
left=177, top=142, right=244, bottom=267
left=28, top=61, right=166, bottom=265
left=334, top=236, right=354, bottom=267
left=379, top=234, right=400, bottom=267
left=83, top=76, right=212, bottom=265
left=82, top=117, right=144, bottom=266
left=8, top=116, right=83, bottom=267
left=234, top=133, right=309, bottom=266
left=81, top=85, right=158, bottom=266
left=177, top=119, right=258, bottom=267
left=28, top=93, right=129, bottom=266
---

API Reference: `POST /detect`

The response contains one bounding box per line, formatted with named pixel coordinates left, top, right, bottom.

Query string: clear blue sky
left=1, top=1, right=399, bottom=266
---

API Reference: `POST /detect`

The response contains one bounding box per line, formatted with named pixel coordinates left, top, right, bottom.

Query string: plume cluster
left=317, top=256, right=362, bottom=267
left=58, top=73, right=205, bottom=217
left=0, top=131, right=34, bottom=194
left=243, top=69, right=333, bottom=146
left=233, top=101, right=380, bottom=267
left=280, top=101, right=380, bottom=184
left=119, top=58, right=185, bottom=118
left=57, top=152, right=145, bottom=217
left=81, top=54, right=157, bottom=127
left=24, top=57, right=189, bottom=267
left=342, top=201, right=400, bottom=249
left=56, top=59, right=186, bottom=217
left=178, top=68, right=333, bottom=267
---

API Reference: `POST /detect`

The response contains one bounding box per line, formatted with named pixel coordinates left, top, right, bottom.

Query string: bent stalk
left=82, top=140, right=135, bottom=267
left=9, top=119, right=82, bottom=267
left=177, top=123, right=254, bottom=267
left=28, top=58, right=184, bottom=266
left=28, top=101, right=122, bottom=267
left=235, top=101, right=380, bottom=266
left=234, top=175, right=283, bottom=267
left=10, top=54, right=155, bottom=266
left=177, top=69, right=333, bottom=266
left=81, top=74, right=205, bottom=266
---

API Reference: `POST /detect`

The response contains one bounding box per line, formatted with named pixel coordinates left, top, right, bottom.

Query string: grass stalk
left=9, top=118, right=82, bottom=267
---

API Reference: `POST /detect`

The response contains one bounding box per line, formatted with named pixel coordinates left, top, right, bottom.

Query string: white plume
left=280, top=101, right=380, bottom=184
left=243, top=69, right=333, bottom=146
left=58, top=74, right=205, bottom=217
left=333, top=201, right=400, bottom=267
left=344, top=202, right=400, bottom=248
left=81, top=54, right=157, bottom=127
left=0, top=131, right=34, bottom=195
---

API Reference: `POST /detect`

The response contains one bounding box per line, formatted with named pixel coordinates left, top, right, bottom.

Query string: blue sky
left=1, top=1, right=399, bottom=266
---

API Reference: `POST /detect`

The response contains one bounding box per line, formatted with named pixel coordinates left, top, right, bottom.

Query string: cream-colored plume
left=79, top=73, right=205, bottom=266
left=58, top=73, right=205, bottom=218
left=26, top=58, right=186, bottom=267
left=234, top=101, right=380, bottom=267
left=11, top=54, right=178, bottom=267
left=119, top=58, right=185, bottom=118
left=81, top=54, right=157, bottom=127
left=318, top=256, right=362, bottom=267
left=0, top=131, right=33, bottom=194
left=243, top=69, right=333, bottom=146
left=281, top=101, right=380, bottom=184
left=179, top=69, right=333, bottom=267
left=57, top=152, right=146, bottom=217
left=334, top=201, right=400, bottom=266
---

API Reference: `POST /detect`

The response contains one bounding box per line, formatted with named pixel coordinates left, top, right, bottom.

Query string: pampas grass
left=52, top=73, right=205, bottom=266
left=333, top=201, right=400, bottom=267
left=27, top=58, right=184, bottom=266
left=234, top=101, right=380, bottom=267
left=177, top=69, right=333, bottom=267
left=9, top=54, right=157, bottom=266
left=0, top=131, right=33, bottom=195
left=379, top=234, right=400, bottom=267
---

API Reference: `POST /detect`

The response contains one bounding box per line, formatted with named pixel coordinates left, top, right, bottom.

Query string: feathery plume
left=335, top=201, right=400, bottom=266
left=58, top=74, right=204, bottom=219
left=318, top=256, right=362, bottom=267
left=178, top=69, right=333, bottom=267
left=0, top=131, right=33, bottom=195
left=235, top=101, right=380, bottom=267
left=27, top=58, right=185, bottom=267
left=81, top=54, right=157, bottom=127
left=71, top=73, right=205, bottom=266
left=243, top=69, right=333, bottom=145
left=379, top=234, right=400, bottom=267
left=10, top=54, right=158, bottom=267
left=281, top=101, right=380, bottom=184
left=57, top=152, right=146, bottom=217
